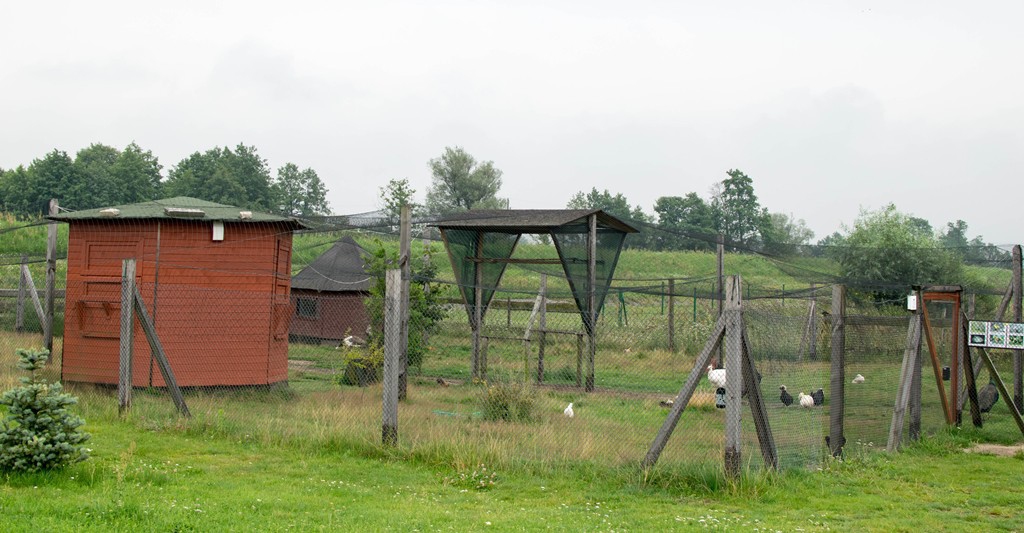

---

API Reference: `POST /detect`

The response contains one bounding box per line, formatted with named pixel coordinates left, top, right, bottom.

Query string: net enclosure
left=432, top=209, right=637, bottom=387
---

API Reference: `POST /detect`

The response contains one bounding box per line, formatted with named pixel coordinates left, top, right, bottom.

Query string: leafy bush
left=479, top=380, right=537, bottom=422
left=0, top=348, right=90, bottom=472
left=339, top=344, right=383, bottom=387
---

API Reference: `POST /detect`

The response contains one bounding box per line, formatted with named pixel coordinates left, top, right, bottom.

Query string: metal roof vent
left=164, top=207, right=206, bottom=218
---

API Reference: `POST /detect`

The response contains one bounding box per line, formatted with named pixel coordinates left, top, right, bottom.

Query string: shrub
left=479, top=380, right=537, bottom=422
left=0, top=348, right=90, bottom=472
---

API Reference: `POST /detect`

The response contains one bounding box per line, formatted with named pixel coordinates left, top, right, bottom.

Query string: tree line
left=0, top=142, right=330, bottom=218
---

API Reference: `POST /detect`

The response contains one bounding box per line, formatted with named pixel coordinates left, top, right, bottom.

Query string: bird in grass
left=979, top=380, right=1000, bottom=413
left=564, top=402, right=575, bottom=418
left=706, top=365, right=727, bottom=389
left=659, top=399, right=674, bottom=408
left=436, top=377, right=449, bottom=387
left=811, top=388, right=825, bottom=406
left=798, top=392, right=815, bottom=408
left=779, top=385, right=793, bottom=407
left=852, top=374, right=865, bottom=384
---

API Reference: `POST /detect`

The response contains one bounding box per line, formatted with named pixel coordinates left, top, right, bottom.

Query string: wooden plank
left=977, top=348, right=1024, bottom=436
left=642, top=316, right=726, bottom=468
left=921, top=302, right=953, bottom=424
left=828, top=285, right=846, bottom=457
left=741, top=323, right=778, bottom=469
left=118, top=259, right=136, bottom=415
left=382, top=269, right=401, bottom=446
left=523, top=274, right=547, bottom=340
left=22, top=265, right=46, bottom=328
left=724, top=276, right=743, bottom=479
left=132, top=286, right=190, bottom=417
left=472, top=231, right=484, bottom=380
left=45, top=199, right=58, bottom=355
left=887, top=312, right=922, bottom=452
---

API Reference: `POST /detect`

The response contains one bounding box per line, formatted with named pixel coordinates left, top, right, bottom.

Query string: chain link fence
left=1, top=218, right=1021, bottom=479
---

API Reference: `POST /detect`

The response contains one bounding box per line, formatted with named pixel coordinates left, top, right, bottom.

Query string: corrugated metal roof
left=430, top=209, right=638, bottom=234
left=291, top=236, right=372, bottom=292
left=46, top=196, right=308, bottom=229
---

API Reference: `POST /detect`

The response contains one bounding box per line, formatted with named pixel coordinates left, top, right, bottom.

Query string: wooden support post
left=921, top=302, right=954, bottom=425
left=668, top=279, right=676, bottom=353
left=959, top=294, right=978, bottom=414
left=887, top=311, right=922, bottom=452
left=21, top=262, right=45, bottom=327
left=741, top=325, right=778, bottom=469
left=1013, top=244, right=1022, bottom=412
left=538, top=275, right=547, bottom=383
left=132, top=286, right=190, bottom=417
left=44, top=198, right=58, bottom=356
left=16, top=255, right=27, bottom=332
left=398, top=205, right=411, bottom=400
left=961, top=317, right=982, bottom=428
left=809, top=283, right=818, bottom=360
left=472, top=231, right=484, bottom=381
left=716, top=234, right=724, bottom=366
left=585, top=213, right=597, bottom=392
left=119, top=259, right=136, bottom=415
left=724, top=276, right=743, bottom=479
left=909, top=328, right=923, bottom=441
left=382, top=269, right=401, bottom=447
left=828, top=285, right=846, bottom=457
left=977, top=348, right=1024, bottom=436
left=643, top=317, right=726, bottom=468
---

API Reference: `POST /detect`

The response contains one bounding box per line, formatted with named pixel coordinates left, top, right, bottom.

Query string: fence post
left=716, top=234, right=724, bottom=366
left=828, top=285, right=846, bottom=457
left=668, top=279, right=676, bottom=353
left=44, top=198, right=58, bottom=357
left=585, top=213, right=597, bottom=392
left=398, top=205, right=411, bottom=401
left=16, top=254, right=27, bottom=332
left=538, top=274, right=547, bottom=384
left=724, top=276, right=743, bottom=479
left=383, top=269, right=401, bottom=446
left=809, top=283, right=818, bottom=360
left=119, top=259, right=136, bottom=415
left=1013, top=244, right=1022, bottom=412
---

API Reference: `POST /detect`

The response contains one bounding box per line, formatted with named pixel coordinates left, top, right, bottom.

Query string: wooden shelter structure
left=431, top=209, right=637, bottom=391
left=289, top=236, right=371, bottom=343
left=49, top=197, right=306, bottom=387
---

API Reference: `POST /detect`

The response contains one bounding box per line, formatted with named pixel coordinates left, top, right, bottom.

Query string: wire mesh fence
left=1, top=211, right=1022, bottom=481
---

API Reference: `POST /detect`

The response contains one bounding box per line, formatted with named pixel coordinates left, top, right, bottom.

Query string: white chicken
left=852, top=374, right=865, bottom=384
left=706, top=365, right=727, bottom=389
left=564, top=402, right=575, bottom=418
left=798, top=392, right=814, bottom=408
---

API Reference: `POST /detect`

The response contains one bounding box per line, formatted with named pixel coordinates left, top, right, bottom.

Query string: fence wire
left=0, top=221, right=1021, bottom=481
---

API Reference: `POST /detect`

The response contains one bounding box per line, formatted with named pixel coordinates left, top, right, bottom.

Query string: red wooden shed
left=289, top=236, right=371, bottom=344
left=49, top=197, right=306, bottom=388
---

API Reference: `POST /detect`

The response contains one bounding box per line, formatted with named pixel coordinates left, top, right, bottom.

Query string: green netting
left=551, top=224, right=627, bottom=333
left=441, top=229, right=520, bottom=328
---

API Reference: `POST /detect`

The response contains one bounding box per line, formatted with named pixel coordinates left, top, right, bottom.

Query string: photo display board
left=968, top=320, right=1024, bottom=349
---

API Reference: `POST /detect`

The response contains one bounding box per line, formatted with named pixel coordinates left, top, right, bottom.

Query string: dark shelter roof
left=291, top=236, right=371, bottom=292
left=429, top=209, right=636, bottom=334
left=47, top=196, right=308, bottom=230
left=431, top=209, right=638, bottom=234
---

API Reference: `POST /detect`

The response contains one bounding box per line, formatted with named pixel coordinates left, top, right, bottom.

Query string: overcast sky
left=2, top=1, right=1021, bottom=244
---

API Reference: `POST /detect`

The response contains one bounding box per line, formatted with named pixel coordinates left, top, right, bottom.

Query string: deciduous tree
left=425, top=147, right=506, bottom=214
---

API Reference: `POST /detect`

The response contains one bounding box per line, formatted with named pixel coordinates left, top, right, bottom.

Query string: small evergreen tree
left=0, top=348, right=90, bottom=472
